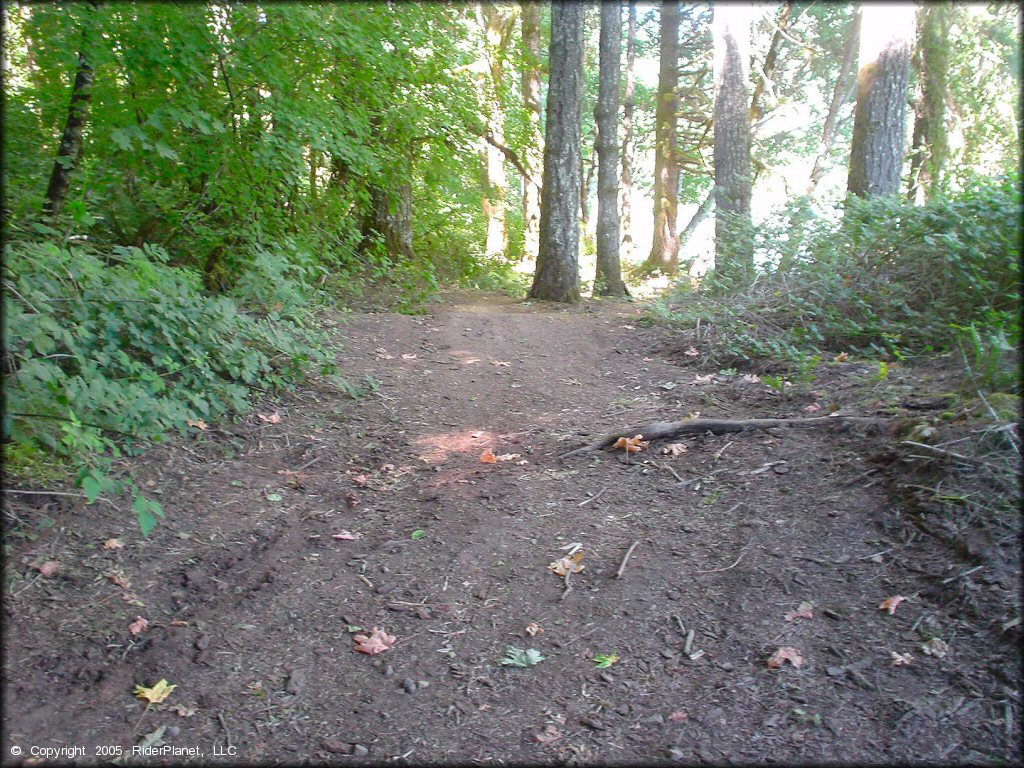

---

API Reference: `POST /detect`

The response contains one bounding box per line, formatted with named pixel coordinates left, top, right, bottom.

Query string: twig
left=218, top=712, right=232, bottom=749
left=615, top=541, right=641, bottom=579
left=578, top=487, right=607, bottom=507
left=859, top=547, right=894, bottom=561
left=942, top=565, right=984, bottom=584
left=565, top=625, right=601, bottom=645
left=713, top=440, right=734, bottom=460
left=900, top=441, right=978, bottom=464
left=696, top=544, right=750, bottom=574
left=656, top=461, right=683, bottom=482
left=132, top=702, right=153, bottom=734
left=560, top=571, right=573, bottom=601
left=683, top=629, right=695, bottom=655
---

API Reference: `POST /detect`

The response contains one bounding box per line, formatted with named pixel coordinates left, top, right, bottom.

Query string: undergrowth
left=653, top=175, right=1020, bottom=395
left=2, top=238, right=336, bottom=534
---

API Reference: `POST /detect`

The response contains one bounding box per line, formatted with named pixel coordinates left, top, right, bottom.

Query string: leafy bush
left=661, top=175, right=1021, bottom=388
left=2, top=239, right=336, bottom=532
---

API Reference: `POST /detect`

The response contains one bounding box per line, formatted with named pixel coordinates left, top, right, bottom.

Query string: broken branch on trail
left=558, top=415, right=872, bottom=459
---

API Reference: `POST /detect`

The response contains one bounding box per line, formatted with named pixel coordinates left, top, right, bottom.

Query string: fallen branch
left=559, top=415, right=869, bottom=459
left=615, top=541, right=640, bottom=579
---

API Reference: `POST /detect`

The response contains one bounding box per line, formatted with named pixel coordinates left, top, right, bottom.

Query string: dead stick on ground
left=560, top=571, right=572, bottom=601
left=616, top=541, right=641, bottom=579
left=656, top=461, right=683, bottom=482
left=559, top=415, right=874, bottom=459
left=578, top=487, right=608, bottom=507
left=218, top=712, right=232, bottom=749
left=696, top=544, right=750, bottom=574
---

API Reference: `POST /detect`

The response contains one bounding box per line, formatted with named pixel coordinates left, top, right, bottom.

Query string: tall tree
left=520, top=0, right=543, bottom=264
left=594, top=0, right=627, bottom=297
left=907, top=2, right=951, bottom=203
left=619, top=0, right=637, bottom=263
left=477, top=3, right=513, bottom=260
left=808, top=9, right=861, bottom=194
left=847, top=3, right=915, bottom=198
left=43, top=34, right=93, bottom=217
left=712, top=1, right=753, bottom=284
left=642, top=1, right=681, bottom=275
left=529, top=2, right=584, bottom=303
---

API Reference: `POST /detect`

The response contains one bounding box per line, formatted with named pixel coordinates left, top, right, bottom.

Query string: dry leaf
left=352, top=474, right=368, bottom=487
left=32, top=560, right=61, bottom=577
left=668, top=710, right=689, bottom=722
left=784, top=602, right=814, bottom=622
left=169, top=620, right=188, bottom=627
left=691, top=374, right=714, bottom=384
left=172, top=705, right=197, bottom=717
left=534, top=725, right=562, bottom=744
left=344, top=492, right=360, bottom=508
left=833, top=352, right=849, bottom=363
left=684, top=346, right=699, bottom=357
left=921, top=637, right=948, bottom=658
left=548, top=550, right=585, bottom=576
left=524, top=622, right=543, bottom=637
left=103, top=538, right=124, bottom=550
left=470, top=430, right=485, bottom=439
left=491, top=361, right=511, bottom=366
left=496, top=453, right=521, bottom=462
left=803, top=403, right=822, bottom=413
left=480, top=449, right=497, bottom=464
left=186, top=418, right=207, bottom=430
left=401, top=353, right=418, bottom=360
left=766, top=647, right=804, bottom=668
left=463, top=357, right=482, bottom=364
left=331, top=531, right=360, bottom=540
left=890, top=652, right=914, bottom=667
left=134, top=679, right=177, bottom=704
left=375, top=347, right=395, bottom=359
left=612, top=434, right=648, bottom=453
left=258, top=412, right=282, bottom=424
left=879, top=595, right=907, bottom=614
left=106, top=570, right=131, bottom=589
left=741, top=374, right=761, bottom=383
left=128, top=616, right=149, bottom=636
left=353, top=627, right=396, bottom=655
left=662, top=443, right=688, bottom=456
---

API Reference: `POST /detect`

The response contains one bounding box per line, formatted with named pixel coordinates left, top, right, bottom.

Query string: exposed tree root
left=558, top=415, right=878, bottom=459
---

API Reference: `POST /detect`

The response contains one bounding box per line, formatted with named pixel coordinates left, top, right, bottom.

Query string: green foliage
left=658, top=176, right=1020, bottom=391
left=2, top=239, right=334, bottom=532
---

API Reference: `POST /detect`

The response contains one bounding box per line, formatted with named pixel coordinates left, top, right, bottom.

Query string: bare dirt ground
left=3, top=290, right=1020, bottom=766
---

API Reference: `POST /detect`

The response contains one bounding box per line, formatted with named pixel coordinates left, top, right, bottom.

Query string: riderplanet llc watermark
left=9, top=744, right=238, bottom=759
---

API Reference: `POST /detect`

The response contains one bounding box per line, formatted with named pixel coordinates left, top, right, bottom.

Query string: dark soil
left=3, top=290, right=1021, bottom=765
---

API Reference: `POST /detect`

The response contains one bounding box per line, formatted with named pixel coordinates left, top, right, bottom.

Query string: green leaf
left=265, top=493, right=283, bottom=501
left=410, top=529, right=425, bottom=540
left=137, top=507, right=158, bottom=537
left=498, top=646, right=544, bottom=667
left=80, top=475, right=102, bottom=504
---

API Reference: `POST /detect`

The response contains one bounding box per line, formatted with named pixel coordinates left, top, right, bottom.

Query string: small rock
left=415, top=607, right=432, bottom=619
left=321, top=738, right=347, bottom=754
left=772, top=464, right=790, bottom=475
left=660, top=648, right=678, bottom=659
left=194, top=635, right=211, bottom=650
left=826, top=666, right=845, bottom=678
left=164, top=726, right=180, bottom=738
left=666, top=590, right=680, bottom=601
left=643, top=714, right=665, bottom=726
left=383, top=665, right=395, bottom=677
left=598, top=672, right=614, bottom=684
left=286, top=669, right=306, bottom=695
left=832, top=554, right=851, bottom=564
left=352, top=744, right=369, bottom=757
left=416, top=680, right=430, bottom=689
left=667, top=747, right=687, bottom=761
left=402, top=678, right=417, bottom=694
left=718, top=661, right=734, bottom=671
left=580, top=716, right=605, bottom=730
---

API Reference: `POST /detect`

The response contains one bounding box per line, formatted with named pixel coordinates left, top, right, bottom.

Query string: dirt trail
left=3, top=291, right=1019, bottom=765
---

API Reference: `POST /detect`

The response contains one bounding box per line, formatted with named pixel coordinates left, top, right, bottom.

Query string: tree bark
left=847, top=4, right=915, bottom=198
left=43, top=49, right=93, bottom=217
left=595, top=0, right=627, bottom=297
left=642, top=1, right=681, bottom=276
left=619, top=0, right=637, bottom=263
left=362, top=181, right=415, bottom=263
left=477, top=3, right=510, bottom=260
left=520, top=0, right=543, bottom=264
left=808, top=9, right=860, bottom=195
left=713, top=2, right=754, bottom=285
left=906, top=3, right=950, bottom=203
left=529, top=2, right=584, bottom=303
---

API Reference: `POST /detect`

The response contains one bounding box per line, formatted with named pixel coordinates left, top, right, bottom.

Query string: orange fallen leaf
left=480, top=449, right=497, bottom=464
left=353, top=627, right=396, bottom=655
left=662, top=443, right=688, bottom=456
left=784, top=602, right=814, bottom=622
left=258, top=412, right=282, bottom=424
left=103, top=538, right=124, bottom=550
left=879, top=595, right=906, bottom=614
left=128, top=616, right=149, bottom=636
left=186, top=418, right=208, bottom=430
left=612, top=435, right=648, bottom=453
left=525, top=622, right=543, bottom=637
left=548, top=550, right=585, bottom=576
left=32, top=560, right=60, bottom=577
left=833, top=352, right=849, bottom=363
left=106, top=570, right=131, bottom=589
left=767, top=647, right=804, bottom=668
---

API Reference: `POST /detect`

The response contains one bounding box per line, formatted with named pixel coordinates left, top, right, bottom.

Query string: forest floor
left=3, top=289, right=1020, bottom=766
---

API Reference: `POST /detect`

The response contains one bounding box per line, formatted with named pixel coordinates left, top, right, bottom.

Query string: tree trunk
left=529, top=2, right=584, bottom=304
left=477, top=3, right=510, bottom=260
left=642, top=1, right=681, bottom=276
left=595, top=0, right=627, bottom=297
left=520, top=0, right=543, bottom=264
left=362, top=182, right=415, bottom=263
left=808, top=9, right=860, bottom=194
left=677, top=186, right=715, bottom=267
left=713, top=2, right=753, bottom=285
left=847, top=4, right=915, bottom=198
left=906, top=3, right=950, bottom=203
left=43, top=49, right=93, bottom=217
left=749, top=2, right=792, bottom=123
left=619, top=0, right=637, bottom=263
